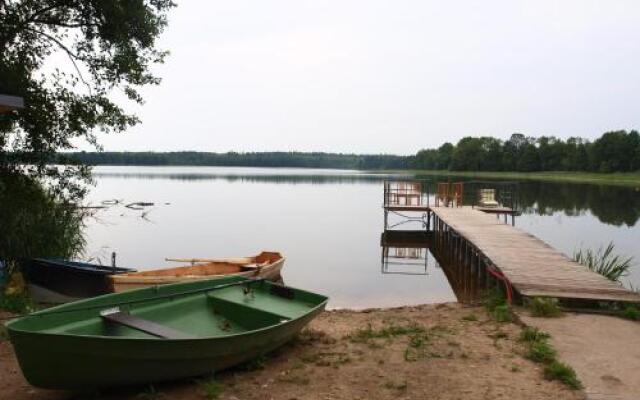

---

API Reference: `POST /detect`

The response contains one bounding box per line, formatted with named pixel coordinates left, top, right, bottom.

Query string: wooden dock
left=431, top=206, right=640, bottom=303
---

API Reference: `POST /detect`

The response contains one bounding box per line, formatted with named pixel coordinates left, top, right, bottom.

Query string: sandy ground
left=1, top=304, right=584, bottom=400
left=519, top=311, right=640, bottom=400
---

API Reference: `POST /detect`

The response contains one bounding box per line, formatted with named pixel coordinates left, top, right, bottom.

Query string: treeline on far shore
left=67, top=130, right=640, bottom=173
left=414, top=130, right=640, bottom=173
left=67, top=151, right=410, bottom=170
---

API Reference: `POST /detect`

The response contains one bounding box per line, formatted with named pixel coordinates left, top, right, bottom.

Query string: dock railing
left=383, top=179, right=431, bottom=208
left=466, top=180, right=520, bottom=212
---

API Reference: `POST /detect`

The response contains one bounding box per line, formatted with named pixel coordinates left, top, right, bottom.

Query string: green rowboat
left=6, top=276, right=327, bottom=389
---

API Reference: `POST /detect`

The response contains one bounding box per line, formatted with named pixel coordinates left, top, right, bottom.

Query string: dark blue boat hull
left=24, top=259, right=135, bottom=302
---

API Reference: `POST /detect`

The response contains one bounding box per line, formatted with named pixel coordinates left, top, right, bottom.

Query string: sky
left=91, top=0, right=640, bottom=155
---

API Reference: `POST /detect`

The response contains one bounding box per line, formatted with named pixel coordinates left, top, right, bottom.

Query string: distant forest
left=69, top=130, right=640, bottom=173
left=414, top=130, right=640, bottom=173
left=69, top=151, right=410, bottom=170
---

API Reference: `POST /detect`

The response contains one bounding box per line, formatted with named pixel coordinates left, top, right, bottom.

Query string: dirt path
left=519, top=312, right=640, bottom=400
left=1, top=304, right=583, bottom=400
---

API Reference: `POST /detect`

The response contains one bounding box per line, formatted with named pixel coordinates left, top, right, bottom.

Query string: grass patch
left=198, top=377, right=224, bottom=399
left=518, top=326, right=581, bottom=389
left=529, top=297, right=563, bottom=318
left=519, top=327, right=551, bottom=343
left=347, top=322, right=425, bottom=344
left=622, top=305, right=640, bottom=321
left=404, top=332, right=430, bottom=361
left=493, top=304, right=512, bottom=322
left=483, top=290, right=512, bottom=322
left=574, top=242, right=633, bottom=283
left=136, top=385, right=165, bottom=400
left=301, top=351, right=351, bottom=368
left=0, top=292, right=35, bottom=314
left=544, top=361, right=582, bottom=390
left=526, top=341, right=557, bottom=364
left=461, top=313, right=478, bottom=322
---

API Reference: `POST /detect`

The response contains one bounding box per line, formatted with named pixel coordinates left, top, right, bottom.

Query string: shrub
left=519, top=327, right=550, bottom=343
left=526, top=341, right=557, bottom=364
left=530, top=297, right=563, bottom=318
left=544, top=361, right=582, bottom=390
left=622, top=305, right=640, bottom=321
left=574, top=243, right=633, bottom=283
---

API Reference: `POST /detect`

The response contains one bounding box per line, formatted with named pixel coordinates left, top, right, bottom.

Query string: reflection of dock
left=382, top=180, right=640, bottom=304
left=380, top=230, right=430, bottom=247
left=380, top=231, right=430, bottom=275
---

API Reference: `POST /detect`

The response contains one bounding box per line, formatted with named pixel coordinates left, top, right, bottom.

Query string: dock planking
left=430, top=206, right=640, bottom=303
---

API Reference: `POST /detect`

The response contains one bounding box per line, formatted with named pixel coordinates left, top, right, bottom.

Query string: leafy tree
left=0, top=0, right=175, bottom=197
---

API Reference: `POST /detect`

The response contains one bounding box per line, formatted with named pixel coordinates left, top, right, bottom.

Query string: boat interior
left=10, top=278, right=326, bottom=340
left=125, top=252, right=283, bottom=277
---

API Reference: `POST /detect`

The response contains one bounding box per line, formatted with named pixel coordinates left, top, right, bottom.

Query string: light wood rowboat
left=108, top=251, right=284, bottom=293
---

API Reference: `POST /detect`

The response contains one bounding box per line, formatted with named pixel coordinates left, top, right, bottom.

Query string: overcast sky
left=95, top=0, right=640, bottom=155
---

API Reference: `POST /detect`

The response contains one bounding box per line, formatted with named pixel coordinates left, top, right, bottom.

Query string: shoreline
left=376, top=169, right=640, bottom=187
left=1, top=303, right=584, bottom=400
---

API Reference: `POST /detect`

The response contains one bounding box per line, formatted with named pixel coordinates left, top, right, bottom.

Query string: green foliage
left=544, top=361, right=583, bottom=390
left=529, top=297, right=563, bottom=318
left=573, top=242, right=634, bottom=282
left=483, top=289, right=507, bottom=311
left=518, top=326, right=582, bottom=389
left=520, top=327, right=556, bottom=364
left=136, top=385, right=165, bottom=400
left=493, top=305, right=512, bottom=322
left=622, top=305, right=640, bottom=321
left=0, top=291, right=35, bottom=314
left=198, top=377, right=224, bottom=399
left=348, top=322, right=425, bottom=343
left=526, top=341, right=557, bottom=364
left=1, top=0, right=175, bottom=190
left=483, top=290, right=512, bottom=322
left=519, top=327, right=550, bottom=343
left=69, top=151, right=411, bottom=170
left=412, top=130, right=640, bottom=174
left=0, top=173, right=85, bottom=263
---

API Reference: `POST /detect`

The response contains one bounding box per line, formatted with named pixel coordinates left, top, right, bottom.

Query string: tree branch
left=24, top=27, right=93, bottom=94
left=31, top=19, right=98, bottom=29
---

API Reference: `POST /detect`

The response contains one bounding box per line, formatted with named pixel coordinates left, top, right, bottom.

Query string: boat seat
left=101, top=311, right=195, bottom=339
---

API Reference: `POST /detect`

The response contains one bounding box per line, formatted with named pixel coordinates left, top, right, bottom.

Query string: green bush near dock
left=483, top=289, right=513, bottom=322
left=622, top=305, right=640, bottom=321
left=529, top=297, right=563, bottom=318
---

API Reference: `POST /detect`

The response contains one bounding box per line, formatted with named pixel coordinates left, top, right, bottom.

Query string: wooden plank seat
left=101, top=311, right=195, bottom=339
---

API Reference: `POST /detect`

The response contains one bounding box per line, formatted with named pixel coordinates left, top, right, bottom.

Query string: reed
left=573, top=242, right=633, bottom=283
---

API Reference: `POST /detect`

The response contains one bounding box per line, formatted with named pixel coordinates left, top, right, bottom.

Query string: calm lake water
left=84, top=166, right=640, bottom=309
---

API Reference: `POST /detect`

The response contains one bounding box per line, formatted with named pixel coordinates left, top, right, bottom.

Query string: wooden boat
left=24, top=259, right=136, bottom=304
left=6, top=276, right=327, bottom=389
left=108, top=251, right=284, bottom=293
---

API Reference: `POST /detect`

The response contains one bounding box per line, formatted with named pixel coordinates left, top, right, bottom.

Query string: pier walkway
left=431, top=206, right=640, bottom=303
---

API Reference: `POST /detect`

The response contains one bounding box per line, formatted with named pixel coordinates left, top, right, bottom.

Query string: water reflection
left=380, top=230, right=485, bottom=303
left=94, top=167, right=640, bottom=228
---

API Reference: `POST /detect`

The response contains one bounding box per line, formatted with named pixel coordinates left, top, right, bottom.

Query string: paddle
left=164, top=257, right=253, bottom=265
